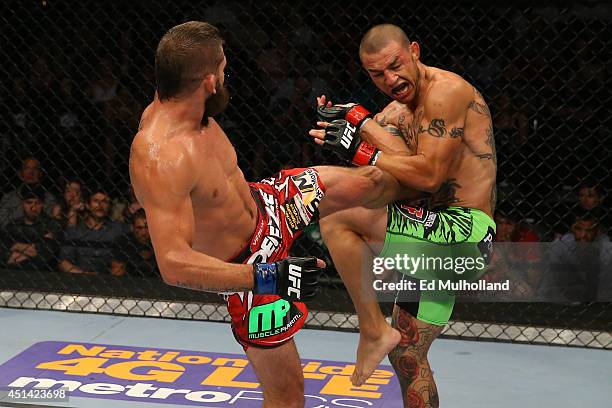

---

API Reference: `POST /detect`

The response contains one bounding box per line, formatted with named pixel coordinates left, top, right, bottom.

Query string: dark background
left=1, top=1, right=610, bottom=346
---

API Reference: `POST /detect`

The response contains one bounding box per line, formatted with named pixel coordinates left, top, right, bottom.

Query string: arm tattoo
left=383, top=125, right=403, bottom=138
left=398, top=110, right=421, bottom=152
left=419, top=118, right=447, bottom=138
left=469, top=88, right=491, bottom=117
left=468, top=100, right=490, bottom=116
left=476, top=153, right=493, bottom=160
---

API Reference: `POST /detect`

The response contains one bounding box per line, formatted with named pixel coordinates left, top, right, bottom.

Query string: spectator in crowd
left=59, top=187, right=127, bottom=274
left=52, top=179, right=87, bottom=228
left=484, top=203, right=541, bottom=297
left=1, top=184, right=61, bottom=271
left=111, top=209, right=159, bottom=278
left=575, top=182, right=610, bottom=236
left=542, top=211, right=610, bottom=300
left=554, top=182, right=609, bottom=239
left=0, top=157, right=57, bottom=227
left=577, top=182, right=604, bottom=212
left=110, top=186, right=142, bottom=224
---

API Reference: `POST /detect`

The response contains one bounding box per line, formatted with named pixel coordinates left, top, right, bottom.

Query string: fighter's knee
left=319, top=215, right=338, bottom=240
left=320, top=210, right=351, bottom=239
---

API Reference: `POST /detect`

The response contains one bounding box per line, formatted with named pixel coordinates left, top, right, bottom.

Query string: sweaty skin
left=310, top=36, right=496, bottom=401
left=360, top=48, right=496, bottom=217
left=130, top=104, right=258, bottom=292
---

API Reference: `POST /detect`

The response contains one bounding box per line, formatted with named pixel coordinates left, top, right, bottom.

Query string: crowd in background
left=1, top=2, right=611, bottom=298
left=1, top=157, right=158, bottom=278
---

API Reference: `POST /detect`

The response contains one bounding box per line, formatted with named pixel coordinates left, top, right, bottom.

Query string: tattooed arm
left=360, top=101, right=414, bottom=153
left=374, top=81, right=470, bottom=193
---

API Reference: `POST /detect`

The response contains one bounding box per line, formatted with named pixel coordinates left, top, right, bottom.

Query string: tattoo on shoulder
left=469, top=88, right=491, bottom=117
left=468, top=100, right=490, bottom=116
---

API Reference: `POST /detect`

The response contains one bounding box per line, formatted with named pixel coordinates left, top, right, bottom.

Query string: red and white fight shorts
left=226, top=167, right=326, bottom=349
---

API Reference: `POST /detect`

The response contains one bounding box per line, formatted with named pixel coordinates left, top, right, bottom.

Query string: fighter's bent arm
left=374, top=82, right=468, bottom=193
left=130, top=144, right=253, bottom=293
left=360, top=121, right=410, bottom=153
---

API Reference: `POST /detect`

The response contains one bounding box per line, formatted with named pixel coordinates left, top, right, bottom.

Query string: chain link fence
left=1, top=1, right=611, bottom=348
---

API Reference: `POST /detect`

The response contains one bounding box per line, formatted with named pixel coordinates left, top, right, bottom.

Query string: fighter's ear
left=203, top=74, right=217, bottom=94
left=410, top=41, right=421, bottom=60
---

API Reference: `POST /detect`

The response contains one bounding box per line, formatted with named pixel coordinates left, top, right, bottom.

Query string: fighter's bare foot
left=351, top=325, right=401, bottom=386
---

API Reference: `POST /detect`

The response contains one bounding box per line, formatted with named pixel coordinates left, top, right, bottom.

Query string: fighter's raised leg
left=319, top=205, right=401, bottom=387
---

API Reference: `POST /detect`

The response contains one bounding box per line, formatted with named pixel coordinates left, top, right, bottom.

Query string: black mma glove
left=323, top=119, right=380, bottom=166
left=253, top=256, right=321, bottom=301
left=317, top=103, right=373, bottom=130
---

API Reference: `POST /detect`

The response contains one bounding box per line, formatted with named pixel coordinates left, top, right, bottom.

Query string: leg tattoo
left=389, top=307, right=443, bottom=408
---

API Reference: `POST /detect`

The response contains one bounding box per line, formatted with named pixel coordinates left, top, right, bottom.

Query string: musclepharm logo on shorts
left=341, top=123, right=357, bottom=149
left=248, top=299, right=302, bottom=339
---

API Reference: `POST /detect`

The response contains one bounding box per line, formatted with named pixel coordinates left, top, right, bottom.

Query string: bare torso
left=381, top=67, right=497, bottom=217
left=130, top=103, right=257, bottom=260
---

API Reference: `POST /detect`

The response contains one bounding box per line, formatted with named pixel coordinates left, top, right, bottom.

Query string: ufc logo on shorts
left=340, top=123, right=356, bottom=149
left=287, top=264, right=302, bottom=298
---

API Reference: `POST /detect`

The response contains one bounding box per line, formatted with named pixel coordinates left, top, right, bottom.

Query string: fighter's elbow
left=158, top=265, right=178, bottom=286
left=422, top=164, right=450, bottom=193
left=157, top=249, right=185, bottom=285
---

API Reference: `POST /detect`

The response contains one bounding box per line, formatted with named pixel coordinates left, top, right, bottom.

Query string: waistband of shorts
left=447, top=206, right=496, bottom=231
left=226, top=186, right=265, bottom=264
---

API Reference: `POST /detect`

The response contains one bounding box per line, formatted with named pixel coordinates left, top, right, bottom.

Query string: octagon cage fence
left=1, top=1, right=610, bottom=349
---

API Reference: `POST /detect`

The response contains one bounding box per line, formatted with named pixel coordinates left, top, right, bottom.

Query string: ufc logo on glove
left=287, top=264, right=302, bottom=298
left=341, top=123, right=357, bottom=149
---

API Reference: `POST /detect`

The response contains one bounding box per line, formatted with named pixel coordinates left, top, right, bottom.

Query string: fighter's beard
left=201, top=83, right=230, bottom=127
